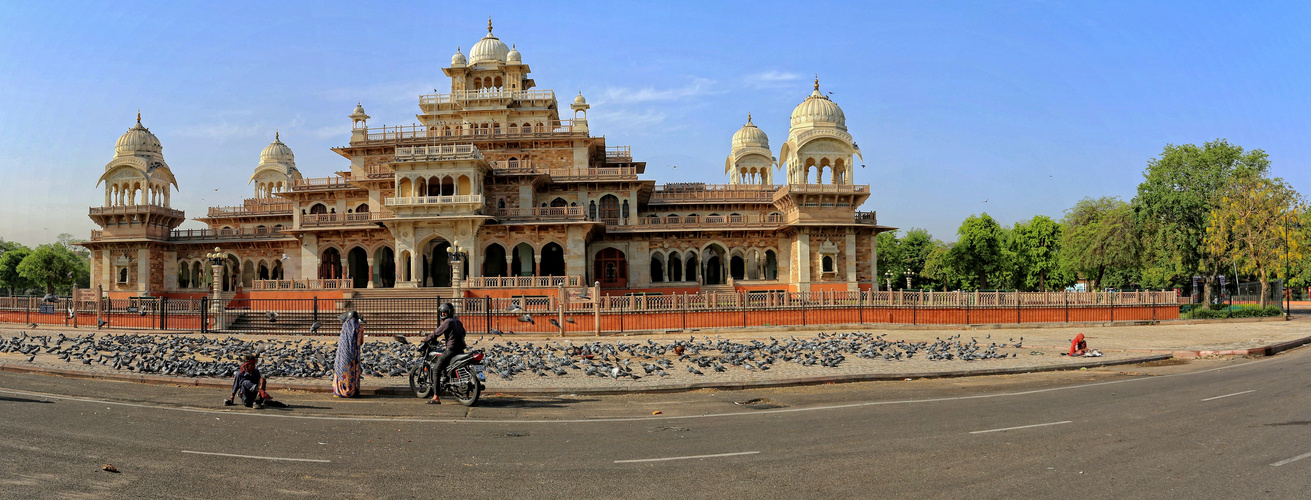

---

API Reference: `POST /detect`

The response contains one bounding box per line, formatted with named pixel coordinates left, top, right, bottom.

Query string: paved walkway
left=1, top=317, right=1306, bottom=395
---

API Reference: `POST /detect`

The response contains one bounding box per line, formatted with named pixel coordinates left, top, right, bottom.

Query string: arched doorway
left=703, top=245, right=725, bottom=285
left=483, top=243, right=507, bottom=277
left=730, top=253, right=745, bottom=281
left=347, top=248, right=369, bottom=288
left=541, top=242, right=565, bottom=276
left=594, top=248, right=627, bottom=288
left=511, top=243, right=535, bottom=277
left=764, top=250, right=778, bottom=280
left=310, top=203, right=327, bottom=215
left=258, top=262, right=270, bottom=280
left=650, top=253, right=665, bottom=282
left=550, top=197, right=568, bottom=208
left=668, top=252, right=683, bottom=282
left=428, top=241, right=451, bottom=287
left=374, top=247, right=395, bottom=288
left=685, top=252, right=698, bottom=284
left=319, top=248, right=342, bottom=280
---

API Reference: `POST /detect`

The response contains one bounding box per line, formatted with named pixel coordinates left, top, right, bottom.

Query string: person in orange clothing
left=1068, top=333, right=1088, bottom=356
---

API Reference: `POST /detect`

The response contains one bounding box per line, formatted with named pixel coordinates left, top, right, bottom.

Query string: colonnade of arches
left=176, top=256, right=285, bottom=291
left=105, top=180, right=170, bottom=207
left=648, top=246, right=778, bottom=285
left=801, top=157, right=848, bottom=184
left=733, top=165, right=771, bottom=185
left=481, top=242, right=566, bottom=278
left=396, top=174, right=476, bottom=197
left=254, top=180, right=286, bottom=198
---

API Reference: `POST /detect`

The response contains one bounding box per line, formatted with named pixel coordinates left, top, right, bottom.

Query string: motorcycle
left=399, top=335, right=485, bottom=406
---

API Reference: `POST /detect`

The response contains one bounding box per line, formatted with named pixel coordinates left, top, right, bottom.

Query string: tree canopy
left=1061, top=197, right=1139, bottom=290
left=16, top=243, right=85, bottom=295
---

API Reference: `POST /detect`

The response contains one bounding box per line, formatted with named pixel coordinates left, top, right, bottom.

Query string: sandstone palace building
left=82, top=22, right=892, bottom=301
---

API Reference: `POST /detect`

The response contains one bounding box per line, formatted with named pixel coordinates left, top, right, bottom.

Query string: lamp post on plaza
left=447, top=243, right=467, bottom=307
left=884, top=270, right=893, bottom=293
left=205, top=247, right=225, bottom=326
left=905, top=270, right=916, bottom=290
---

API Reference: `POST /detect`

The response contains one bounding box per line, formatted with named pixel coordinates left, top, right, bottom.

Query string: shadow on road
left=476, top=395, right=598, bottom=409
left=0, top=395, right=54, bottom=404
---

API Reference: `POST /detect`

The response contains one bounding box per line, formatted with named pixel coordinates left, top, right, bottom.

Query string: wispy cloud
left=744, top=70, right=805, bottom=89
left=597, top=78, right=717, bottom=105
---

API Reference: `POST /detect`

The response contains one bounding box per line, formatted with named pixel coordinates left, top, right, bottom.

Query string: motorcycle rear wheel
left=453, top=366, right=481, bottom=406
left=408, top=364, right=434, bottom=399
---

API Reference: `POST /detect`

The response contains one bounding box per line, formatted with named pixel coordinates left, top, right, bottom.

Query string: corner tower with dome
left=82, top=21, right=891, bottom=302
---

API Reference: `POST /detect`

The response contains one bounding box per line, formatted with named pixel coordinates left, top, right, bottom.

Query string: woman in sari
left=333, top=311, right=364, bottom=397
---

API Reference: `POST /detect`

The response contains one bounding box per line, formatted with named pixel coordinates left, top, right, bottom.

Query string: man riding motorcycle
left=423, top=302, right=466, bottom=404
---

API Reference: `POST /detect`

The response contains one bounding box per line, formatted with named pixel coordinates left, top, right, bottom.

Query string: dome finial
left=488, top=16, right=493, bottom=33
left=814, top=75, right=820, bottom=92
left=747, top=113, right=752, bottom=123
left=136, top=109, right=141, bottom=124
left=275, top=129, right=279, bottom=141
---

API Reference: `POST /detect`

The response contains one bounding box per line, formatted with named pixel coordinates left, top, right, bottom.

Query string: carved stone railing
left=467, top=276, right=582, bottom=288
left=300, top=212, right=391, bottom=227
left=385, top=195, right=484, bottom=206
left=491, top=207, right=586, bottom=221
left=291, top=177, right=351, bottom=191
left=169, top=227, right=289, bottom=240
left=251, top=279, right=353, bottom=290
left=650, top=184, right=778, bottom=203
left=394, top=144, right=483, bottom=161
left=90, top=204, right=186, bottom=219
left=207, top=199, right=294, bottom=217
left=854, top=211, right=877, bottom=225
left=613, top=213, right=785, bottom=231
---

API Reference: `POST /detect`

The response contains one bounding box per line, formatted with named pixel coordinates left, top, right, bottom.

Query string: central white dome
left=732, top=115, right=769, bottom=149
left=259, top=132, right=294, bottom=165
left=790, top=79, right=846, bottom=129
left=115, top=114, right=163, bottom=157
left=469, top=33, right=510, bottom=65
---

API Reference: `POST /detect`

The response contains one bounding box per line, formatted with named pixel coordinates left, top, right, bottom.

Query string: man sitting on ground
left=225, top=353, right=271, bottom=409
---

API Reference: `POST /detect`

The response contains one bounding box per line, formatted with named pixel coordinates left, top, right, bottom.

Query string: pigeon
left=507, top=304, right=525, bottom=313
left=42, top=294, right=58, bottom=304
left=96, top=319, right=107, bottom=329
left=266, top=312, right=278, bottom=323
left=28, top=323, right=37, bottom=328
left=549, top=318, right=560, bottom=328
left=309, top=321, right=322, bottom=333
left=518, top=315, right=534, bottom=324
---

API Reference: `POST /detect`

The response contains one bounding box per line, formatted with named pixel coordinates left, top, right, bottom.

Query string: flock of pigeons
left=0, top=329, right=1028, bottom=382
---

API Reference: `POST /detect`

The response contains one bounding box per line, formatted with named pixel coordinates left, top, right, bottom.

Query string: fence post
left=1110, top=292, right=1115, bottom=322
left=1152, top=290, right=1156, bottom=322
left=859, top=291, right=864, bottom=324
left=313, top=297, right=319, bottom=325
left=1064, top=290, right=1069, bottom=323
left=161, top=297, right=168, bottom=330
left=741, top=292, right=747, bottom=328
left=965, top=291, right=971, bottom=325
left=557, top=284, right=566, bottom=337
left=912, top=292, right=918, bottom=325
left=485, top=297, right=492, bottom=335
left=1016, top=292, right=1021, bottom=324
left=593, top=282, right=601, bottom=336
left=801, top=293, right=807, bottom=326
left=26, top=296, right=31, bottom=324
left=201, top=297, right=209, bottom=333
left=681, top=293, right=687, bottom=331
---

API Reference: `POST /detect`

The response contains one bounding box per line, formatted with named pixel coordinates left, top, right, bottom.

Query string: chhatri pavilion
left=81, top=21, right=893, bottom=300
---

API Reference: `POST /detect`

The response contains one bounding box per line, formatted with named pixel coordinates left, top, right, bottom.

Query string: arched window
left=498, top=198, right=506, bottom=210
left=550, top=197, right=568, bottom=208
left=621, top=200, right=630, bottom=220
left=309, top=203, right=327, bottom=215
left=473, top=77, right=482, bottom=89
left=594, top=248, right=628, bottom=287
left=483, top=243, right=507, bottom=277
left=588, top=200, right=597, bottom=220
left=599, top=195, right=620, bottom=222
left=822, top=255, right=835, bottom=273
left=356, top=204, right=369, bottom=213
left=493, top=76, right=503, bottom=87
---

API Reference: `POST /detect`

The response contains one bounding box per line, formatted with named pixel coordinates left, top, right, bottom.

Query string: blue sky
left=1, top=1, right=1308, bottom=247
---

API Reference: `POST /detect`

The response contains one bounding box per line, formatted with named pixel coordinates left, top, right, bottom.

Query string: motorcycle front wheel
left=408, top=364, right=434, bottom=399
left=452, top=366, right=481, bottom=406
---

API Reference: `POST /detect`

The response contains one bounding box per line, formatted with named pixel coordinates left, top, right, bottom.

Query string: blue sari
left=333, top=318, right=363, bottom=397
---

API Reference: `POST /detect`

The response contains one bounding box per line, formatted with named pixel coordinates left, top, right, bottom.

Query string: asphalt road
left=3, top=346, right=1311, bottom=499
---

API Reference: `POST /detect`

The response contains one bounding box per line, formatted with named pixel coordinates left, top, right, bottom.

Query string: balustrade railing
left=467, top=276, right=583, bottom=288
left=619, top=213, right=785, bottom=229
left=385, top=195, right=484, bottom=206
left=357, top=118, right=580, bottom=143
left=169, top=227, right=288, bottom=240
left=89, top=204, right=185, bottom=218
left=250, top=279, right=353, bottom=290
left=300, top=212, right=389, bottom=226
left=419, top=89, right=557, bottom=105
left=491, top=207, right=586, bottom=220
left=650, top=184, right=777, bottom=203
left=548, top=166, right=639, bottom=180
left=394, top=144, right=482, bottom=161
left=291, top=177, right=351, bottom=190
left=207, top=199, right=294, bottom=217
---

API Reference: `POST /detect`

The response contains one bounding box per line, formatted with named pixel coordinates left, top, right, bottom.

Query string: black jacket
left=425, top=317, right=467, bottom=352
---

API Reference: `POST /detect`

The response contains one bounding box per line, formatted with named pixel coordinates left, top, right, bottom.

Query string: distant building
left=81, top=21, right=893, bottom=299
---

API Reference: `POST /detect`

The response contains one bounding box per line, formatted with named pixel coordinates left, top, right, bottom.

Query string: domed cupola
left=250, top=131, right=302, bottom=198
left=114, top=112, right=164, bottom=157
left=259, top=131, right=295, bottom=165
left=469, top=18, right=510, bottom=66
left=506, top=44, right=521, bottom=65
left=725, top=114, right=776, bottom=185
left=789, top=76, right=846, bottom=130
left=732, top=114, right=770, bottom=149
left=451, top=47, right=467, bottom=67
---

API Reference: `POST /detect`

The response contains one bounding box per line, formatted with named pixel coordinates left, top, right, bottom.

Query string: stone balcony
left=649, top=184, right=778, bottom=204
left=300, top=212, right=393, bottom=228
left=384, top=195, right=484, bottom=207
left=89, top=204, right=185, bottom=219
left=609, top=213, right=785, bottom=232
left=491, top=206, right=587, bottom=222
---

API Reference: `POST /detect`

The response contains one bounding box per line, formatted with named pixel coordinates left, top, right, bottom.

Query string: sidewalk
left=1, top=317, right=1307, bottom=396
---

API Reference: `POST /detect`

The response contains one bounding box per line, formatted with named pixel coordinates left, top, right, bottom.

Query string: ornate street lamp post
left=205, top=247, right=225, bottom=326
left=884, top=270, right=893, bottom=292
left=905, top=270, right=916, bottom=290
left=447, top=243, right=467, bottom=307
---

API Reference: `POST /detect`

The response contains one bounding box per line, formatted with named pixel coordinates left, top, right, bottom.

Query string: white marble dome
left=114, top=115, right=163, bottom=157
left=732, top=115, right=769, bottom=149
left=451, top=47, right=467, bottom=67
left=259, top=132, right=294, bottom=165
left=506, top=44, right=521, bottom=64
left=469, top=32, right=510, bottom=65
left=573, top=92, right=587, bottom=105
left=790, top=80, right=846, bottom=129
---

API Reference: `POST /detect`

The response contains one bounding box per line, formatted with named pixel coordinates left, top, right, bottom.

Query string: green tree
left=1134, top=139, right=1269, bottom=301
left=17, top=243, right=84, bottom=295
left=921, top=240, right=965, bottom=290
left=949, top=213, right=1006, bottom=290
left=874, top=231, right=903, bottom=290
left=0, top=244, right=33, bottom=296
left=1061, top=197, right=1139, bottom=290
left=1010, top=215, right=1068, bottom=291
left=1204, top=171, right=1304, bottom=307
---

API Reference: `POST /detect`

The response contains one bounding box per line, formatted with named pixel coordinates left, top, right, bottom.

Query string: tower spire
left=136, top=109, right=141, bottom=124
left=814, top=75, right=820, bottom=92
left=747, top=113, right=752, bottom=123
left=488, top=16, right=493, bottom=33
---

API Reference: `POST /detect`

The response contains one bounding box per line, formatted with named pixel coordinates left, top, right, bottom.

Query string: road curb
left=0, top=354, right=1173, bottom=397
